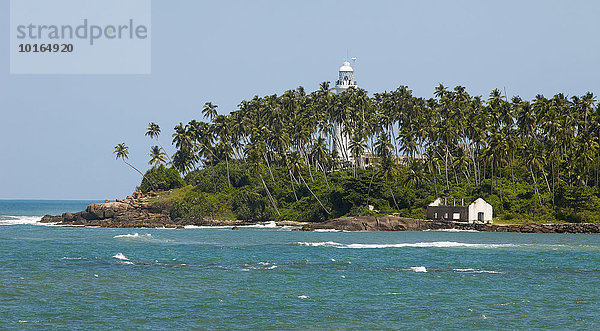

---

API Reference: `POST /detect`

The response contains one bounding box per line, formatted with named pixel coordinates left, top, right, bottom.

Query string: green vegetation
left=116, top=83, right=600, bottom=223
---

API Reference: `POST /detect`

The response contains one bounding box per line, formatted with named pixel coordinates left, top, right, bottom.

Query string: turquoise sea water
left=1, top=201, right=600, bottom=329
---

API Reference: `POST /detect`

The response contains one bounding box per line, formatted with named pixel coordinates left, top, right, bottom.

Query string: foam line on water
left=296, top=241, right=516, bottom=249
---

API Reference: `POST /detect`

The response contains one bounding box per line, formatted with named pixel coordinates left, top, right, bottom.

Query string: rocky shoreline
left=40, top=193, right=305, bottom=228
left=41, top=195, right=600, bottom=234
left=299, top=216, right=600, bottom=234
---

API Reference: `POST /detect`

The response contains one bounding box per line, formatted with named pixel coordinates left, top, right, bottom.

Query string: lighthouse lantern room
left=335, top=60, right=357, bottom=93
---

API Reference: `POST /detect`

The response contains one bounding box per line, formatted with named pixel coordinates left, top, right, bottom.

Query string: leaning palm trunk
left=262, top=152, right=276, bottom=183
left=530, top=164, right=542, bottom=206
left=389, top=184, right=399, bottom=211
left=298, top=172, right=330, bottom=215
left=123, top=160, right=157, bottom=191
left=226, top=155, right=231, bottom=188
left=288, top=169, right=298, bottom=202
left=444, top=146, right=450, bottom=190
left=317, top=161, right=329, bottom=187
left=156, top=139, right=172, bottom=165
left=259, top=173, right=281, bottom=217
left=510, top=151, right=516, bottom=194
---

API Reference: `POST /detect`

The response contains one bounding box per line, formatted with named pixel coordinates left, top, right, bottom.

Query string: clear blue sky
left=1, top=0, right=599, bottom=199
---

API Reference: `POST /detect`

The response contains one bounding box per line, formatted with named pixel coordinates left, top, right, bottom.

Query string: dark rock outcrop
left=41, top=195, right=174, bottom=228
left=39, top=192, right=305, bottom=229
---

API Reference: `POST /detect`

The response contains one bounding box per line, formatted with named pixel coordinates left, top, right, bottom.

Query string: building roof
left=339, top=61, right=353, bottom=72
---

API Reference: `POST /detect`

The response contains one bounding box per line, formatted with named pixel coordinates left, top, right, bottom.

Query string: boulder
left=62, top=212, right=74, bottom=222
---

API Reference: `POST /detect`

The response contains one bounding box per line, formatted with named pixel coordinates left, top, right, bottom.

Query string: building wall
left=468, top=198, right=493, bottom=223
left=426, top=206, right=469, bottom=222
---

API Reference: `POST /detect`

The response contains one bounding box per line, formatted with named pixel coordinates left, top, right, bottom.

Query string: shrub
left=169, top=188, right=214, bottom=220
left=231, top=188, right=273, bottom=221
left=140, top=165, right=185, bottom=193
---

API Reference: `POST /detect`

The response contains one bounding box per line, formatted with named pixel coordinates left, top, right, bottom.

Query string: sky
left=1, top=0, right=599, bottom=200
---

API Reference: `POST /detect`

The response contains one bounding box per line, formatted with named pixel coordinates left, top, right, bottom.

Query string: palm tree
left=348, top=133, right=366, bottom=177
left=202, top=102, right=218, bottom=122
left=379, top=155, right=400, bottom=210
left=289, top=151, right=330, bottom=215
left=246, top=144, right=281, bottom=217
left=148, top=145, right=167, bottom=166
left=114, top=143, right=155, bottom=190
left=145, top=122, right=172, bottom=164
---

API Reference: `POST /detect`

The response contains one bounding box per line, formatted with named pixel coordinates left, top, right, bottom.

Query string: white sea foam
left=112, top=253, right=130, bottom=261
left=453, top=268, right=501, bottom=274
left=184, top=225, right=232, bottom=229
left=61, top=257, right=87, bottom=260
left=435, top=229, right=479, bottom=233
left=298, top=295, right=309, bottom=299
left=242, top=221, right=278, bottom=228
left=296, top=241, right=343, bottom=247
left=113, top=233, right=152, bottom=239
left=410, top=266, right=428, bottom=273
left=297, top=241, right=514, bottom=249
left=314, top=229, right=341, bottom=232
left=0, top=216, right=42, bottom=225
left=384, top=292, right=402, bottom=295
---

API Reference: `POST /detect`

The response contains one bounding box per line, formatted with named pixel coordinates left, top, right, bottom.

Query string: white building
left=333, top=59, right=357, bottom=162
left=427, top=198, right=493, bottom=223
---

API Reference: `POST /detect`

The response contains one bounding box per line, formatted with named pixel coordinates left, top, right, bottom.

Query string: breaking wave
left=296, top=241, right=516, bottom=249
left=0, top=215, right=42, bottom=225
left=410, top=266, right=428, bottom=273
left=112, top=253, right=130, bottom=261
left=453, top=268, right=502, bottom=274
left=113, top=233, right=152, bottom=239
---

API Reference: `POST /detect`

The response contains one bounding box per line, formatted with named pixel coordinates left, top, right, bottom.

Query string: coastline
left=40, top=199, right=600, bottom=234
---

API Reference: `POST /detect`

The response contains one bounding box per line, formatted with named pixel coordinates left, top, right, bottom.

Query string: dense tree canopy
left=132, top=83, right=600, bottom=223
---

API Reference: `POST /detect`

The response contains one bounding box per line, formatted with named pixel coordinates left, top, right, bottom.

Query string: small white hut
left=427, top=198, right=493, bottom=224
left=468, top=198, right=493, bottom=223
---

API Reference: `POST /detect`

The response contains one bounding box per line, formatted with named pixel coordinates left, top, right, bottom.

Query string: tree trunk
left=299, top=172, right=330, bottom=214
left=259, top=173, right=281, bottom=217
left=124, top=160, right=156, bottom=191
left=530, top=164, right=542, bottom=206
left=389, top=184, right=399, bottom=210
left=156, top=139, right=172, bottom=165
left=288, top=169, right=298, bottom=202
left=510, top=151, right=515, bottom=194
left=262, top=152, right=276, bottom=183
left=226, top=155, right=231, bottom=188
left=444, top=146, right=450, bottom=190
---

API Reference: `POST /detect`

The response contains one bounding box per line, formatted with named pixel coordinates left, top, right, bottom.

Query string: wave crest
left=113, top=233, right=152, bottom=239
left=0, top=215, right=42, bottom=225
left=296, top=241, right=514, bottom=249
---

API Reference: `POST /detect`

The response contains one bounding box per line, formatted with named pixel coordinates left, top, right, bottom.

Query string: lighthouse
left=333, top=59, right=357, bottom=162
left=335, top=59, right=357, bottom=93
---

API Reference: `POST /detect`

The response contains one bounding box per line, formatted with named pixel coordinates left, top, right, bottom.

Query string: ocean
left=1, top=200, right=599, bottom=329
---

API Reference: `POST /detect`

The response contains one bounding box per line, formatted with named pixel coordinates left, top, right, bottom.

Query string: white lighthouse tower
left=333, top=58, right=357, bottom=162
